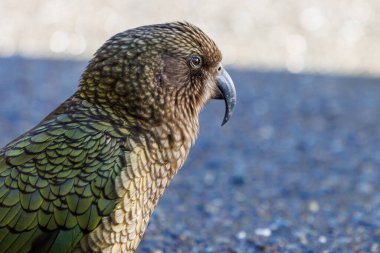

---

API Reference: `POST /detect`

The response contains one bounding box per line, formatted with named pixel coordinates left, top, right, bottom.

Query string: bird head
left=79, top=22, right=236, bottom=127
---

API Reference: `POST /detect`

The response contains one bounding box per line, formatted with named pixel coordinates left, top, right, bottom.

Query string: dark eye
left=189, top=55, right=202, bottom=69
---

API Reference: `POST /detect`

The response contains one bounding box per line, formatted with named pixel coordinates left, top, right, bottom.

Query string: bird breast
left=78, top=122, right=194, bottom=252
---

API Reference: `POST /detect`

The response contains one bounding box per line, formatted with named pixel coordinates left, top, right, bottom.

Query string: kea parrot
left=0, top=22, right=236, bottom=252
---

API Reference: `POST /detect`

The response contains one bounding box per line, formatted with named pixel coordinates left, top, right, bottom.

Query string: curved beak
left=215, top=66, right=236, bottom=126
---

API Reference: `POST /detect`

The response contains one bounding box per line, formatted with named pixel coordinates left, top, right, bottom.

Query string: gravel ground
left=1, top=57, right=380, bottom=252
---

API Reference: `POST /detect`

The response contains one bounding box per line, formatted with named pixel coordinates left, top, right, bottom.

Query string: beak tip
left=216, top=66, right=236, bottom=126
left=221, top=112, right=232, bottom=126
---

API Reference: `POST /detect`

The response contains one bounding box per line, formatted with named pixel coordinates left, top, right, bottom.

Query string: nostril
left=217, top=66, right=222, bottom=72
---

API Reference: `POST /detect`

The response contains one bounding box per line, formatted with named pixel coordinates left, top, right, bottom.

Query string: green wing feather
left=0, top=112, right=127, bottom=253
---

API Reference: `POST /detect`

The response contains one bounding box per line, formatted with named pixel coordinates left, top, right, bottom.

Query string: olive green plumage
left=0, top=101, right=127, bottom=252
left=0, top=22, right=235, bottom=252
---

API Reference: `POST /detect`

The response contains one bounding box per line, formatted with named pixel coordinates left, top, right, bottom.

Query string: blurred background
left=0, top=0, right=379, bottom=75
left=1, top=1, right=380, bottom=252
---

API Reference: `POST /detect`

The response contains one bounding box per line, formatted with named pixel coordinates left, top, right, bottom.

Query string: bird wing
left=0, top=113, right=127, bottom=253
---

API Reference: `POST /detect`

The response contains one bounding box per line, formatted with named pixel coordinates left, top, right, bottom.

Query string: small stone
left=318, top=235, right=327, bottom=244
left=236, top=231, right=247, bottom=240
left=258, top=126, right=274, bottom=139
left=294, top=231, right=308, bottom=244
left=358, top=182, right=374, bottom=194
left=371, top=243, right=379, bottom=252
left=254, top=228, right=271, bottom=237
left=203, top=172, right=215, bottom=185
left=308, top=200, right=320, bottom=212
left=205, top=204, right=218, bottom=214
left=204, top=246, right=214, bottom=253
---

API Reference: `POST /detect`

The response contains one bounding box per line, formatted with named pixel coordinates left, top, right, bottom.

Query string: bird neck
left=66, top=94, right=200, bottom=153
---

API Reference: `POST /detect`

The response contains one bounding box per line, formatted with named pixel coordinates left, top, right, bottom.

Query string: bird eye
left=189, top=55, right=202, bottom=69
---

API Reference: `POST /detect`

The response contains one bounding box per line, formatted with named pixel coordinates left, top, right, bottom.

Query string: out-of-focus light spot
left=300, top=7, right=325, bottom=31
left=0, top=0, right=378, bottom=74
left=286, top=55, right=304, bottom=73
left=285, top=34, right=307, bottom=73
left=68, top=34, right=87, bottom=55
left=49, top=31, right=70, bottom=53
left=286, top=34, right=307, bottom=55
left=348, top=1, right=372, bottom=23
left=338, top=22, right=364, bottom=47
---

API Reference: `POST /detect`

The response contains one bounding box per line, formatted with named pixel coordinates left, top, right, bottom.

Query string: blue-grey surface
left=1, top=57, right=380, bottom=253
